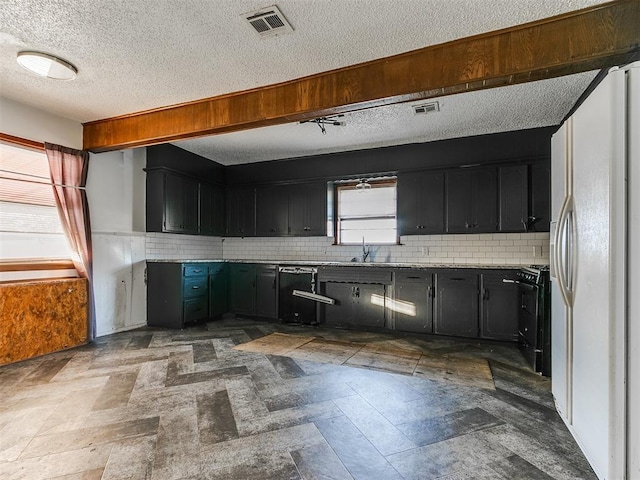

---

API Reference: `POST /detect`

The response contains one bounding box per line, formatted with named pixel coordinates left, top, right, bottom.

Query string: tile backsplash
left=146, top=232, right=223, bottom=260
left=222, top=232, right=550, bottom=266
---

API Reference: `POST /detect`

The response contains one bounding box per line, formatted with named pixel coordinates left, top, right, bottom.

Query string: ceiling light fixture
left=355, top=178, right=372, bottom=190
left=16, top=51, right=77, bottom=80
left=300, top=115, right=345, bottom=135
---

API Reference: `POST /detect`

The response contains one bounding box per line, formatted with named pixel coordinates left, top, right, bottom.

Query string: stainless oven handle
left=502, top=279, right=521, bottom=284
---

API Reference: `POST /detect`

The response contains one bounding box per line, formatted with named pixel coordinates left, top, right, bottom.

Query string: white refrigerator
left=550, top=62, right=639, bottom=479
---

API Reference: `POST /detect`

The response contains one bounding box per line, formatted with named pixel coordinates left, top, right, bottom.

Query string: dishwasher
left=278, top=266, right=318, bottom=324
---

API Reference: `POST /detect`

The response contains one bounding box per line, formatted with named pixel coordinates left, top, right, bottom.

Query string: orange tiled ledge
left=0, top=277, right=88, bottom=365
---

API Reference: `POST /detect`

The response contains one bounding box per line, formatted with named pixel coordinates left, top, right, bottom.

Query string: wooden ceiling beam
left=83, top=0, right=640, bottom=152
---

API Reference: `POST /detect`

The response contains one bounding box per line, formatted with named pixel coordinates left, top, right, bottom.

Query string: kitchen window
left=335, top=178, right=397, bottom=244
left=0, top=138, right=74, bottom=278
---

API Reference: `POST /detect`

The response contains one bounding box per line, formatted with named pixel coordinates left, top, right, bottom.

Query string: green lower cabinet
left=209, top=264, right=227, bottom=319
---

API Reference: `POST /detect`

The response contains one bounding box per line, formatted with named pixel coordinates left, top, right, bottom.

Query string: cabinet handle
left=416, top=225, right=425, bottom=229
left=192, top=285, right=200, bottom=289
left=482, top=288, right=489, bottom=301
left=428, top=286, right=435, bottom=298
left=407, top=275, right=421, bottom=279
left=450, top=277, right=465, bottom=281
left=193, top=269, right=202, bottom=273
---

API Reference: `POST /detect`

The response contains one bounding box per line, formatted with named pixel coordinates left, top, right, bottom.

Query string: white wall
left=87, top=148, right=147, bottom=336
left=0, top=96, right=82, bottom=149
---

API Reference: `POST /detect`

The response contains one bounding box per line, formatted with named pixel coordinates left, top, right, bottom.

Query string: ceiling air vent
left=242, top=5, right=294, bottom=37
left=413, top=101, right=440, bottom=115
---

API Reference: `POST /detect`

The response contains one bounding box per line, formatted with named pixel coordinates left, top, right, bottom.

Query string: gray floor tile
left=0, top=320, right=598, bottom=480
left=397, top=407, right=504, bottom=446
left=315, top=416, right=404, bottom=480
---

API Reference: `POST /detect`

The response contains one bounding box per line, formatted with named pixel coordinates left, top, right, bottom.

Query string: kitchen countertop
left=146, top=259, right=538, bottom=270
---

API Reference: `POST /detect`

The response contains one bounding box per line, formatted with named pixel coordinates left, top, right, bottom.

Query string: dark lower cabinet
left=228, top=263, right=278, bottom=318
left=228, top=263, right=257, bottom=316
left=147, top=262, right=212, bottom=329
left=393, top=270, right=434, bottom=333
left=208, top=263, right=227, bottom=318
left=323, top=282, right=386, bottom=328
left=256, top=265, right=278, bottom=318
left=434, top=272, right=479, bottom=338
left=480, top=271, right=519, bottom=341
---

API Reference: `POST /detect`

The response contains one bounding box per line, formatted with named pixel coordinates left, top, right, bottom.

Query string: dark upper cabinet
left=480, top=271, right=519, bottom=341
left=397, top=172, right=445, bottom=235
left=146, top=170, right=199, bottom=234
left=530, top=162, right=551, bottom=232
left=434, top=271, right=479, bottom=338
left=200, top=182, right=225, bottom=236
left=226, top=186, right=255, bottom=237
left=256, top=181, right=326, bottom=237
left=499, top=165, right=528, bottom=232
left=256, top=185, right=289, bottom=236
left=446, top=168, right=498, bottom=233
left=288, top=181, right=327, bottom=236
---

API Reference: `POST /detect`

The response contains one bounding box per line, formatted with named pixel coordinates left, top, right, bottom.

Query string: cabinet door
left=434, top=272, right=479, bottom=338
left=480, top=272, right=519, bottom=341
left=446, top=168, right=498, bottom=233
left=446, top=170, right=472, bottom=233
left=354, top=284, right=386, bottom=328
left=256, top=185, right=289, bottom=236
left=200, top=182, right=225, bottom=236
left=398, top=172, right=445, bottom=235
left=228, top=264, right=256, bottom=316
left=164, top=173, right=199, bottom=233
left=471, top=167, right=498, bottom=232
left=530, top=162, right=550, bottom=232
left=226, top=187, right=255, bottom=236
left=209, top=264, right=227, bottom=318
left=499, top=165, right=528, bottom=232
left=394, top=282, right=433, bottom=333
left=288, top=182, right=327, bottom=236
left=256, top=265, right=278, bottom=318
left=323, top=283, right=355, bottom=326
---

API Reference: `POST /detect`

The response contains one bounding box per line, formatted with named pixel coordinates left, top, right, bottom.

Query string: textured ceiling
left=0, top=0, right=609, bottom=164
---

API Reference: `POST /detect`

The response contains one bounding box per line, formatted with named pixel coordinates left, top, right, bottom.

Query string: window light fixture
left=16, top=51, right=77, bottom=80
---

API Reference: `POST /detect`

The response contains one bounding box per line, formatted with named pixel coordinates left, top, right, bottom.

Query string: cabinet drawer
left=394, top=270, right=432, bottom=283
left=183, top=264, right=208, bottom=276
left=183, top=297, right=208, bottom=323
left=318, top=267, right=392, bottom=284
left=183, top=276, right=208, bottom=298
left=208, top=263, right=225, bottom=276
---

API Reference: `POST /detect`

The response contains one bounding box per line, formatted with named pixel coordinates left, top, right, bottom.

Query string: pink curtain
left=45, top=143, right=95, bottom=340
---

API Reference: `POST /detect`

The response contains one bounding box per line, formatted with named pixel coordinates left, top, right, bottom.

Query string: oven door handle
left=502, top=279, right=520, bottom=284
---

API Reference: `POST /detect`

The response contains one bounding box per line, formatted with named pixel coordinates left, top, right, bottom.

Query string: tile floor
left=0, top=318, right=596, bottom=480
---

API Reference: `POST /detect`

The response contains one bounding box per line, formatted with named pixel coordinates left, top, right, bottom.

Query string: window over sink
left=335, top=178, right=397, bottom=245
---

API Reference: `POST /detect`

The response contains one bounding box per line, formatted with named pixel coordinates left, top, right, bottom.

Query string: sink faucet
left=362, top=238, right=371, bottom=263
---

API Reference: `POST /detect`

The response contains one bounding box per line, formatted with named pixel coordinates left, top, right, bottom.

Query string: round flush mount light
left=16, top=51, right=77, bottom=80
